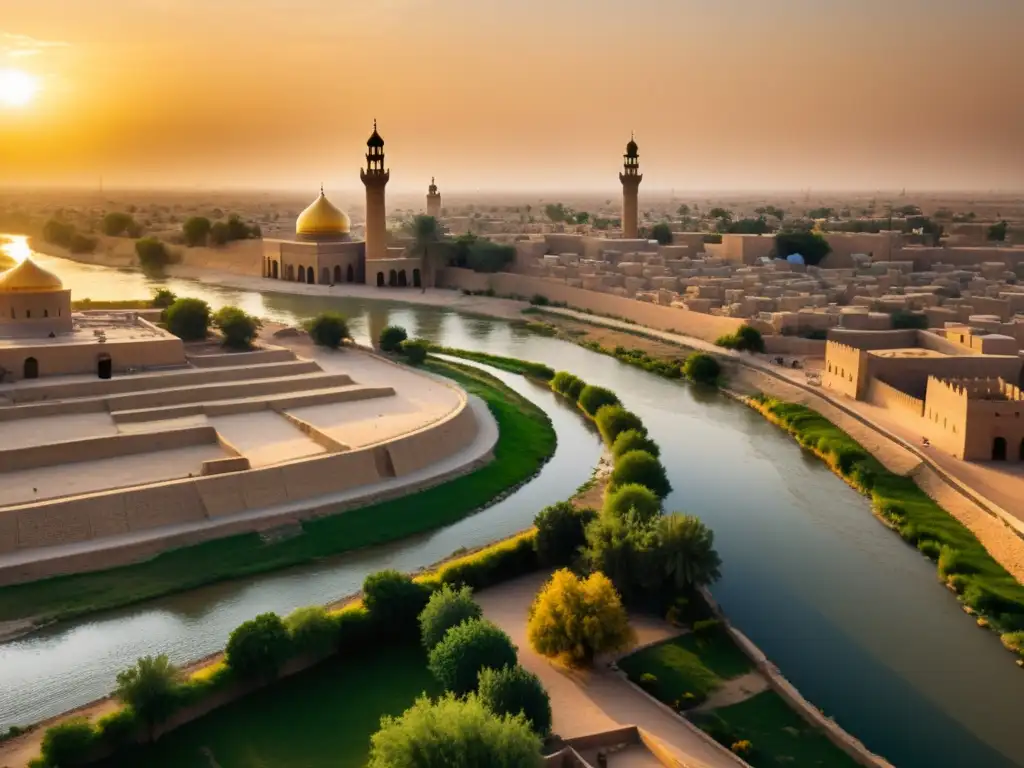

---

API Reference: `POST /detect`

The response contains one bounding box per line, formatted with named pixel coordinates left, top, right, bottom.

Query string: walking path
left=476, top=572, right=740, bottom=768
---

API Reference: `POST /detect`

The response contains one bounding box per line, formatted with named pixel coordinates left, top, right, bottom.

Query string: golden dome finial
left=296, top=188, right=350, bottom=238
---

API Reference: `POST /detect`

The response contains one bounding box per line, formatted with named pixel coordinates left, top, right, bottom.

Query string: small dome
left=367, top=120, right=384, bottom=148
left=0, top=257, right=64, bottom=293
left=296, top=190, right=351, bottom=238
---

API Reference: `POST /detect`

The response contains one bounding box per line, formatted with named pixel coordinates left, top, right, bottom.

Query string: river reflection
left=2, top=246, right=1024, bottom=767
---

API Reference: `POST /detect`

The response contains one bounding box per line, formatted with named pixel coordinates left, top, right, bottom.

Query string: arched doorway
left=23, top=357, right=38, bottom=379
left=297, top=265, right=306, bottom=283
left=413, top=268, right=422, bottom=288
left=271, top=261, right=279, bottom=279
left=97, top=353, right=112, bottom=380
left=347, top=265, right=355, bottom=283
left=388, top=269, right=398, bottom=287
left=286, top=264, right=294, bottom=281
left=333, top=265, right=342, bottom=283
left=376, top=272, right=385, bottom=287
left=321, top=267, right=330, bottom=284
left=993, top=437, right=1008, bottom=461
left=307, top=268, right=315, bottom=285
left=397, top=270, right=407, bottom=287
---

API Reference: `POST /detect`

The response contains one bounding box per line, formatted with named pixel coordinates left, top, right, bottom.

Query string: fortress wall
left=0, top=426, right=218, bottom=473
left=763, top=336, right=827, bottom=356
left=826, top=328, right=919, bottom=351
left=866, top=378, right=924, bottom=418
left=186, top=347, right=296, bottom=368
left=542, top=234, right=585, bottom=256
left=0, top=337, right=186, bottom=382
left=384, top=399, right=478, bottom=476
left=871, top=355, right=1023, bottom=398
left=923, top=377, right=970, bottom=458
left=177, top=239, right=264, bottom=276
left=824, top=341, right=867, bottom=398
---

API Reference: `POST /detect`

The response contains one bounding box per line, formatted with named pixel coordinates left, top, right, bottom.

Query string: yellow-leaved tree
left=527, top=569, right=634, bottom=667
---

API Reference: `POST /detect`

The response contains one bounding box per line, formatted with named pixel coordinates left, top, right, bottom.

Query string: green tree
left=407, top=214, right=445, bottom=288
left=683, top=353, right=721, bottom=384
left=113, top=655, right=181, bottom=741
left=654, top=513, right=722, bottom=592
left=477, top=665, right=552, bottom=737
left=69, top=233, right=98, bottom=254
left=551, top=371, right=585, bottom=400
left=102, top=211, right=135, bottom=236
left=708, top=207, right=732, bottom=223
left=418, top=584, right=483, bottom=650
left=677, top=204, right=691, bottom=217
left=611, top=429, right=660, bottom=460
left=775, top=230, right=832, bottom=265
left=533, top=501, right=597, bottom=567
left=806, top=207, right=834, bottom=219
left=544, top=203, right=570, bottom=223
left=594, top=405, right=646, bottom=446
left=584, top=512, right=661, bottom=602
left=400, top=338, right=429, bottom=364
left=151, top=288, right=177, bottom=308
left=305, top=311, right=350, bottom=348
left=573, top=211, right=590, bottom=225
left=716, top=325, right=765, bottom=353
left=363, top=569, right=431, bottom=635
left=610, top=450, right=672, bottom=498
left=650, top=222, right=673, bottom=245
left=42, top=218, right=75, bottom=248
left=212, top=306, right=262, bottom=349
left=368, top=694, right=543, bottom=768
left=379, top=324, right=409, bottom=352
left=284, top=605, right=340, bottom=656
left=724, top=217, right=771, bottom=235
left=164, top=297, right=211, bottom=341
left=428, top=618, right=518, bottom=695
left=988, top=220, right=1009, bottom=242
left=39, top=719, right=98, bottom=768
left=182, top=216, right=212, bottom=247
left=224, top=612, right=292, bottom=680
left=134, top=237, right=172, bottom=271
left=527, top=569, right=633, bottom=667
left=226, top=213, right=255, bottom=241
left=577, top=384, right=619, bottom=416
left=208, top=220, right=231, bottom=246
left=602, top=483, right=662, bottom=523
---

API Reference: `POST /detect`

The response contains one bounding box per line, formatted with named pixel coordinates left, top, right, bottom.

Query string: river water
left=1, top=240, right=1023, bottom=767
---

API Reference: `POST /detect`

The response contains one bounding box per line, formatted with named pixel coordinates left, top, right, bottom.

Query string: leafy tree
left=774, top=230, right=831, bottom=265
left=379, top=325, right=408, bottom=352
left=39, top=718, right=98, bottom=768
left=164, top=297, right=211, bottom=341
left=611, top=429, right=660, bottom=460
left=225, top=612, right=292, bottom=680
left=988, top=220, right=1009, bottom=242
left=602, top=483, right=661, bottom=523
left=69, top=233, right=98, bottom=254
left=135, top=237, right=172, bottom=271
left=577, top=384, right=619, bottom=416
left=478, top=665, right=552, bottom=737
left=551, top=371, right=585, bottom=400
left=151, top=288, right=177, bottom=308
left=419, top=584, right=483, bottom=650
left=755, top=205, right=785, bottom=220
left=428, top=618, right=518, bottom=695
left=676, top=204, right=691, bottom=217
left=583, top=512, right=660, bottom=602
left=724, top=217, right=771, bottom=235
left=891, top=310, right=928, bottom=330
left=284, top=605, right=340, bottom=656
left=182, top=216, right=212, bottom=247
left=212, top=306, right=262, bottom=349
left=226, top=213, right=256, bottom=241
left=683, top=353, right=721, bottom=384
left=655, top=513, right=722, bottom=592
left=465, top=240, right=515, bottom=273
left=573, top=211, right=590, bottom=225
left=533, top=501, right=597, bottom=567
left=363, top=569, right=431, bottom=635
left=407, top=214, right=445, bottom=288
left=544, top=203, right=570, bottom=223
left=527, top=569, right=633, bottom=667
left=650, top=222, right=673, bottom=245
left=594, top=405, right=645, bottom=446
left=708, top=207, right=732, bottom=223
left=113, top=655, right=181, bottom=740
left=400, top=338, right=429, bottom=364
left=716, top=325, right=765, bottom=353
left=610, top=450, right=672, bottom=498
left=208, top=220, right=231, bottom=246
left=102, top=211, right=135, bottom=236
left=368, top=693, right=543, bottom=768
left=806, top=207, right=834, bottom=220
left=42, top=218, right=75, bottom=248
left=305, top=311, right=350, bottom=348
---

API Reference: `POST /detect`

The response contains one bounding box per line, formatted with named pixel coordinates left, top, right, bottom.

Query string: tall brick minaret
left=360, top=120, right=389, bottom=261
left=426, top=177, right=441, bottom=218
left=618, top=133, right=642, bottom=239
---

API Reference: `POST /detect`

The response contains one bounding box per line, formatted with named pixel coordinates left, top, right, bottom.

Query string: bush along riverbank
left=749, top=395, right=1024, bottom=662
left=0, top=358, right=556, bottom=628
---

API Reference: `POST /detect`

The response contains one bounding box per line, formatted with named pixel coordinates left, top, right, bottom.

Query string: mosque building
left=262, top=121, right=426, bottom=289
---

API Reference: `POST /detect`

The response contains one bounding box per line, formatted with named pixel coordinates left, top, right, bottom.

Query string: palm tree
left=114, top=654, right=181, bottom=742
left=655, top=514, right=722, bottom=592
left=408, top=214, right=445, bottom=291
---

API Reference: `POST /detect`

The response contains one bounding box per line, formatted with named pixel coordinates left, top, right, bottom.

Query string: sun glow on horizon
left=0, top=235, right=33, bottom=265
left=0, top=69, right=39, bottom=108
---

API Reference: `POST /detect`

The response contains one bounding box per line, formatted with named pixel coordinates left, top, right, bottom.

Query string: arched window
left=43, top=309, right=49, bottom=317
left=376, top=272, right=385, bottom=287
left=271, top=261, right=279, bottom=279
left=347, top=264, right=355, bottom=283
left=321, top=267, right=330, bottom=284
left=297, top=265, right=306, bottom=283
left=993, top=437, right=1008, bottom=461
left=388, top=269, right=398, bottom=287
left=397, top=270, right=407, bottom=287
left=413, top=268, right=422, bottom=288
left=25, top=309, right=31, bottom=318
left=307, top=268, right=315, bottom=285
left=333, top=265, right=342, bottom=283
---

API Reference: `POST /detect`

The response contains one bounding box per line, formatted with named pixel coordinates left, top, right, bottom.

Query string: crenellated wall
left=824, top=340, right=868, bottom=398
left=866, top=378, right=924, bottom=418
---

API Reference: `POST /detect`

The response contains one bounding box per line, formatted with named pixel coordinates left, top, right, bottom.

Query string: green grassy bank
left=750, top=395, right=1024, bottom=656
left=0, top=360, right=556, bottom=625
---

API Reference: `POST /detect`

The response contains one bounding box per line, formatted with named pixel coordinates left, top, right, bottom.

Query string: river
left=1, top=240, right=1023, bottom=767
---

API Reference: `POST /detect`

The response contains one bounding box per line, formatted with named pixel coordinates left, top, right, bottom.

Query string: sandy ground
left=691, top=671, right=769, bottom=713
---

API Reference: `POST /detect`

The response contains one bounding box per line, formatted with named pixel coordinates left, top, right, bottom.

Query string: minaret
left=360, top=119, right=390, bottom=261
left=426, top=177, right=441, bottom=219
left=618, top=133, right=642, bottom=239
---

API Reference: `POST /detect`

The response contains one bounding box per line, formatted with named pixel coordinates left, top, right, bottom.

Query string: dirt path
left=691, top=672, right=769, bottom=713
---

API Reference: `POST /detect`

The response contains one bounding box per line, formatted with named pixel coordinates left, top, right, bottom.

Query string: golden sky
left=1, top=0, right=1022, bottom=192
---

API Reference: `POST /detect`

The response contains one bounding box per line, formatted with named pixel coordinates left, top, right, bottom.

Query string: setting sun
left=0, top=68, right=38, bottom=108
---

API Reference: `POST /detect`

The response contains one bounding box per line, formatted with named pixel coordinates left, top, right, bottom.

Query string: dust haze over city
left=5, top=3, right=1024, bottom=768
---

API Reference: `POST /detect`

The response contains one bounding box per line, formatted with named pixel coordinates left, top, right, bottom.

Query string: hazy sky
left=1, top=0, right=1022, bottom=192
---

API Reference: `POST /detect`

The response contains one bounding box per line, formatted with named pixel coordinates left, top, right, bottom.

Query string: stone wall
left=866, top=378, right=924, bottom=418
left=0, top=336, right=186, bottom=382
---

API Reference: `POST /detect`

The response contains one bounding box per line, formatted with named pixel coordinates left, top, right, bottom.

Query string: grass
left=691, top=690, right=861, bottom=768
left=618, top=627, right=753, bottom=702
left=751, top=396, right=1024, bottom=648
left=0, top=360, right=556, bottom=624
left=98, top=644, right=438, bottom=768
left=427, top=345, right=555, bottom=380
left=71, top=299, right=154, bottom=310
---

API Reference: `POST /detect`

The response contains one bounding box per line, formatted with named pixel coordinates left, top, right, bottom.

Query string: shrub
left=594, top=405, right=646, bottom=446
left=304, top=311, right=349, bottom=348
left=95, top=708, right=138, bottom=749
left=578, top=385, right=619, bottom=416
left=602, top=483, right=662, bottom=523
left=113, top=654, right=181, bottom=739
left=533, top=502, right=597, bottom=567
left=368, top=693, right=543, bottom=768
left=683, top=353, right=721, bottom=385
left=610, top=450, right=672, bottom=498
left=69, top=233, right=98, bottom=254
left=400, top=338, right=429, bottom=365
left=528, top=569, right=633, bottom=667
left=716, top=324, right=765, bottom=353
left=611, top=429, right=660, bottom=460
left=151, top=288, right=177, bottom=308
left=477, top=665, right=553, bottom=737
left=102, top=211, right=135, bottom=236
left=551, top=371, right=585, bottom=400
left=639, top=672, right=659, bottom=691
left=284, top=605, right=339, bottom=656
left=164, top=297, right=211, bottom=341
left=731, top=740, right=754, bottom=757
left=182, top=216, right=212, bottom=247
left=224, top=612, right=292, bottom=680
left=419, top=584, right=483, bottom=651
left=529, top=293, right=550, bottom=306
left=40, top=718, right=97, bottom=768
left=363, top=569, right=431, bottom=636
left=428, top=618, right=518, bottom=695
left=334, top=605, right=378, bottom=654
left=212, top=306, right=262, bottom=350
left=379, top=325, right=408, bottom=352
left=432, top=532, right=540, bottom=591
left=134, top=237, right=173, bottom=271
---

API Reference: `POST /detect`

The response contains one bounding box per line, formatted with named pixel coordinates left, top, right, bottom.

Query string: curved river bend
left=1, top=245, right=1023, bottom=768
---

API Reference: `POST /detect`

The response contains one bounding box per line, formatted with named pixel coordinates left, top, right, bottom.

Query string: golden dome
left=0, top=257, right=64, bottom=293
left=296, top=189, right=351, bottom=238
